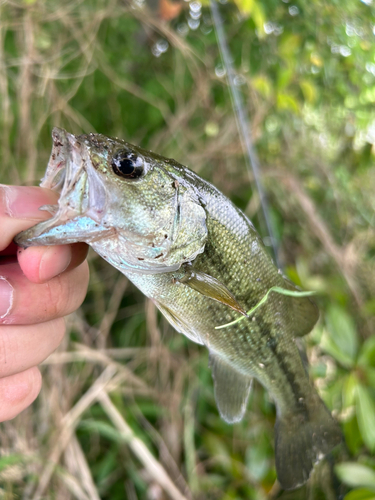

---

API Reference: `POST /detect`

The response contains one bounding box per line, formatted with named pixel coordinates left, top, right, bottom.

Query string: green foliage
left=356, top=385, right=375, bottom=453
left=336, top=462, right=375, bottom=499
left=0, top=0, right=374, bottom=498
left=344, top=490, right=375, bottom=500
left=321, top=304, right=358, bottom=368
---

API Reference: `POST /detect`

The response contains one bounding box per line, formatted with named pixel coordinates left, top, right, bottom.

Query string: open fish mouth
left=15, top=127, right=110, bottom=247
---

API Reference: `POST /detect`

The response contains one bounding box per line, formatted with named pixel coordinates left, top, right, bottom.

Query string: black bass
left=15, top=128, right=342, bottom=490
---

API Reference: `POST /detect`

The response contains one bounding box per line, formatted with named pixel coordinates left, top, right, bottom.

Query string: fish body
left=15, top=128, right=342, bottom=490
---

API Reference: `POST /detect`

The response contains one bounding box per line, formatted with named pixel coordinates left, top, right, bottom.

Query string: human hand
left=0, top=185, right=89, bottom=421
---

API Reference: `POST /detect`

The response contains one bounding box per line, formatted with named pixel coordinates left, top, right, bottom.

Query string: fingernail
left=39, top=245, right=72, bottom=282
left=0, top=185, right=49, bottom=220
left=0, top=277, right=14, bottom=319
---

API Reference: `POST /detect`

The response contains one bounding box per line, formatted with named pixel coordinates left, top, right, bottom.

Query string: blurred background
left=1, top=0, right=375, bottom=498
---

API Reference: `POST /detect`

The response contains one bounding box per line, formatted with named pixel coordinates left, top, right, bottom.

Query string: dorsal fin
left=283, top=277, right=319, bottom=337
left=209, top=351, right=252, bottom=424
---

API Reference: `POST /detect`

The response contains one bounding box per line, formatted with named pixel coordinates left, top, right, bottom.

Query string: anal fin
left=209, top=351, right=252, bottom=424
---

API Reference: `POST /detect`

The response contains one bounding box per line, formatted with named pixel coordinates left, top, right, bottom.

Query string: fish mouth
left=15, top=127, right=110, bottom=247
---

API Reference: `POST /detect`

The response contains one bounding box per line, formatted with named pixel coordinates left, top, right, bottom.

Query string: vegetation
left=0, top=0, right=374, bottom=498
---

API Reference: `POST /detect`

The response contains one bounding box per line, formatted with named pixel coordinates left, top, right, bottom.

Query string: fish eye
left=111, top=151, right=144, bottom=179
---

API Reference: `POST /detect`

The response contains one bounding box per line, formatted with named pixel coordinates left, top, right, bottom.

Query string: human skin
left=0, top=185, right=89, bottom=421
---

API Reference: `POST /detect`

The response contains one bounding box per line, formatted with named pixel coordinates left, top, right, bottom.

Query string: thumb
left=0, top=185, right=59, bottom=251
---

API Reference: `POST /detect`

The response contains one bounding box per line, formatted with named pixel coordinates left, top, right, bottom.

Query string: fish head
left=15, top=128, right=207, bottom=274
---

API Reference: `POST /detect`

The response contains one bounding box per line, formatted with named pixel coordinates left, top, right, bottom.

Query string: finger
left=0, top=260, right=89, bottom=325
left=17, top=242, right=89, bottom=283
left=0, top=317, right=65, bottom=378
left=0, top=185, right=59, bottom=251
left=0, top=184, right=89, bottom=282
left=0, top=367, right=42, bottom=422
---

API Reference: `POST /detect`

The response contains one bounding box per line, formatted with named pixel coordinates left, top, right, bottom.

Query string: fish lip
left=40, top=127, right=81, bottom=196
left=43, top=128, right=108, bottom=222
left=39, top=127, right=69, bottom=191
left=43, top=128, right=87, bottom=217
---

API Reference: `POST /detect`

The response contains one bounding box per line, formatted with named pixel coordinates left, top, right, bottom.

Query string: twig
left=31, top=365, right=118, bottom=500
left=97, top=274, right=129, bottom=347
left=56, top=468, right=91, bottom=500
left=282, top=174, right=363, bottom=306
left=64, top=435, right=101, bottom=500
left=42, top=347, right=145, bottom=364
left=98, top=391, right=191, bottom=500
left=18, top=11, right=37, bottom=183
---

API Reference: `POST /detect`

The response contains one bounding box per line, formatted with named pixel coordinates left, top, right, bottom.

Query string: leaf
left=300, top=79, right=317, bottom=103
left=276, top=93, right=300, bottom=114
left=335, top=462, right=375, bottom=490
left=310, top=53, right=323, bottom=67
left=204, top=433, right=232, bottom=471
left=343, top=415, right=363, bottom=456
left=364, top=367, right=375, bottom=389
left=320, top=328, right=355, bottom=367
left=277, top=67, right=294, bottom=89
left=324, top=304, right=358, bottom=366
left=234, top=0, right=254, bottom=15
left=246, top=443, right=269, bottom=481
left=278, top=34, right=301, bottom=58
left=360, top=87, right=375, bottom=104
left=356, top=385, right=375, bottom=452
left=79, top=420, right=123, bottom=443
left=344, top=489, right=375, bottom=500
left=252, top=75, right=272, bottom=98
left=343, top=373, right=358, bottom=408
left=251, top=2, right=266, bottom=36
left=358, top=336, right=375, bottom=368
left=234, top=0, right=266, bottom=35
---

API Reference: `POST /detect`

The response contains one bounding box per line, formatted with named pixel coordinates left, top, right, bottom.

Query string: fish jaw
left=42, top=127, right=108, bottom=219
left=15, top=128, right=112, bottom=247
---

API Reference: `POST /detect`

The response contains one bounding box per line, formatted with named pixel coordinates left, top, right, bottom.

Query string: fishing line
left=209, top=0, right=281, bottom=269
left=215, top=287, right=316, bottom=330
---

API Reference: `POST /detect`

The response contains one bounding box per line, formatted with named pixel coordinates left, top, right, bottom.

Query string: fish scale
left=15, top=127, right=342, bottom=490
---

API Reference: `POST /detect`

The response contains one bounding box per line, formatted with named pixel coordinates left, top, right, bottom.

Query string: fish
left=15, top=127, right=342, bottom=490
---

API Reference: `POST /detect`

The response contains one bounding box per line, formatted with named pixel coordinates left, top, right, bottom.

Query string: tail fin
left=275, top=397, right=342, bottom=490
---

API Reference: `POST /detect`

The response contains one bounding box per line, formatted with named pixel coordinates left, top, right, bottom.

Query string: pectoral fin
left=178, top=268, right=247, bottom=316
left=209, top=352, right=252, bottom=423
left=155, top=302, right=204, bottom=345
